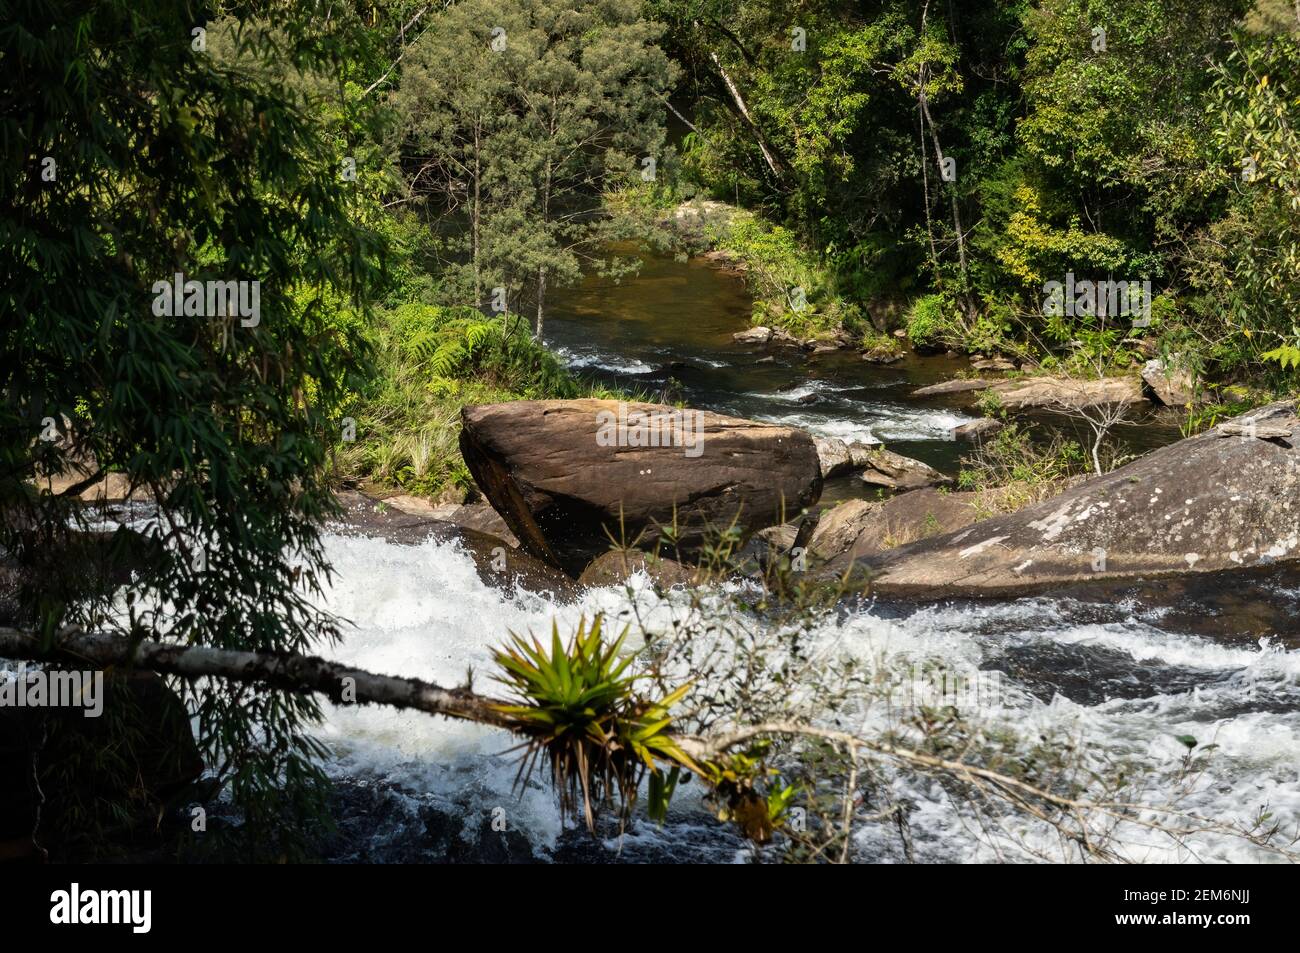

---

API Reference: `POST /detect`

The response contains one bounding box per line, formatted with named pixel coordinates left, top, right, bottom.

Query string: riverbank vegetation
left=652, top=0, right=1300, bottom=395
left=285, top=0, right=1300, bottom=498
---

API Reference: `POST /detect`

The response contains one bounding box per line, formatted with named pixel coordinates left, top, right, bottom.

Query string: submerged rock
left=861, top=346, right=904, bottom=364
left=459, top=400, right=822, bottom=576
left=952, top=417, right=1005, bottom=441
left=732, top=326, right=773, bottom=344
left=381, top=495, right=520, bottom=547
left=858, top=448, right=951, bottom=490
left=577, top=549, right=698, bottom=589
left=846, top=401, right=1300, bottom=596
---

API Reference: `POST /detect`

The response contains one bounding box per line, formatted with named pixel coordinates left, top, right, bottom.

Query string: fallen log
left=0, top=626, right=515, bottom=731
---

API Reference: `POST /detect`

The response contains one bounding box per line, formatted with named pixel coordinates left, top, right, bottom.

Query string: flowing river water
left=311, top=253, right=1300, bottom=863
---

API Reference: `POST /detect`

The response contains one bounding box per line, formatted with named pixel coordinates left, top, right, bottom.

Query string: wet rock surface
left=577, top=549, right=698, bottom=589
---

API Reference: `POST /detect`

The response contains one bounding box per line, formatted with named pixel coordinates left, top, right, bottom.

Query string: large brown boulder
left=459, top=400, right=822, bottom=575
left=843, top=401, right=1300, bottom=597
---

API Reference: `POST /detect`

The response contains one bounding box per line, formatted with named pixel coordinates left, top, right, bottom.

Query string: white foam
left=759, top=405, right=973, bottom=443
left=301, top=531, right=1300, bottom=862
left=552, top=345, right=656, bottom=376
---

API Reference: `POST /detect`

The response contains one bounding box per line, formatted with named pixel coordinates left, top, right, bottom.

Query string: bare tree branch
left=0, top=626, right=514, bottom=730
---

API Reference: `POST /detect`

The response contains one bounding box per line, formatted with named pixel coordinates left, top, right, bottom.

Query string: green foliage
left=1185, top=31, right=1300, bottom=381
left=702, top=743, right=800, bottom=845
left=905, top=293, right=962, bottom=349
left=490, top=612, right=806, bottom=844
left=652, top=0, right=1300, bottom=387
left=958, top=422, right=1088, bottom=511
left=491, top=615, right=701, bottom=829
left=395, top=0, right=676, bottom=334
left=1262, top=345, right=1300, bottom=372
left=704, top=208, right=852, bottom=338
left=336, top=298, right=621, bottom=496
left=1179, top=393, right=1260, bottom=437
left=0, top=0, right=386, bottom=857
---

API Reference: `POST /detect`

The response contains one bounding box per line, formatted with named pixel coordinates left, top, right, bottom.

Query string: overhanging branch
left=0, top=626, right=515, bottom=730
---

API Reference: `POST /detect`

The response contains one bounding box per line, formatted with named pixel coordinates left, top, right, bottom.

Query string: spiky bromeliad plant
left=491, top=615, right=702, bottom=831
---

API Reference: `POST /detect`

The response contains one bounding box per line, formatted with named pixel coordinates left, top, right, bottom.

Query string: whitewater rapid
left=553, top=341, right=976, bottom=445
left=312, top=527, right=1300, bottom=863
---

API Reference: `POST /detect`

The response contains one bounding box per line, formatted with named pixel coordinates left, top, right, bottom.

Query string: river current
left=310, top=253, right=1300, bottom=863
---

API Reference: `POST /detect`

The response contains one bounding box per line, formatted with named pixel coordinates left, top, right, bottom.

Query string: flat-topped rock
left=459, top=400, right=821, bottom=575
left=912, top=378, right=993, bottom=397
left=990, top=375, right=1144, bottom=411
left=913, top=375, right=1144, bottom=412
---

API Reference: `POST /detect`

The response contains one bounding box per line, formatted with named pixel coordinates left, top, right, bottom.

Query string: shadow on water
left=862, top=563, right=1300, bottom=710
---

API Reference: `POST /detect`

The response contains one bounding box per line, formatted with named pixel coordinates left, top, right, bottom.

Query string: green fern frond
left=1261, top=345, right=1300, bottom=371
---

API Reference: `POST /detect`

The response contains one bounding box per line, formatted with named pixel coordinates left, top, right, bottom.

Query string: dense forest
left=3, top=0, right=1300, bottom=868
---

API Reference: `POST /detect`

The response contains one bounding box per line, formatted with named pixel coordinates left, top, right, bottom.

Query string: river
left=312, top=252, right=1298, bottom=863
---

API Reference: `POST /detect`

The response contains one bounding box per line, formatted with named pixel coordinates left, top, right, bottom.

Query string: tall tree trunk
left=919, top=91, right=968, bottom=280
left=918, top=106, right=938, bottom=267
left=915, top=0, right=971, bottom=317
left=708, top=50, right=790, bottom=185
left=472, top=121, right=482, bottom=307
left=535, top=266, right=546, bottom=340
left=536, top=152, right=553, bottom=340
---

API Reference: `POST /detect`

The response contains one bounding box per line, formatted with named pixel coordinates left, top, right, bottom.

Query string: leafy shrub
left=336, top=303, right=621, bottom=495
left=958, top=422, right=1087, bottom=512
left=906, top=293, right=963, bottom=349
